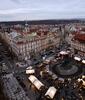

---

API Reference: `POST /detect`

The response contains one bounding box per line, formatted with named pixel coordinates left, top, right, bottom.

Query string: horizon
left=0, top=18, right=85, bottom=23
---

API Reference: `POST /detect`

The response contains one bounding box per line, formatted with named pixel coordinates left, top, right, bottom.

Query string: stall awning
left=26, top=69, right=35, bottom=74
left=28, top=75, right=37, bottom=83
left=45, top=86, right=57, bottom=99
left=77, top=78, right=82, bottom=82
left=28, top=75, right=44, bottom=90
left=82, top=75, right=85, bottom=79
left=82, top=60, right=85, bottom=64
left=59, top=51, right=68, bottom=55
left=58, top=78, right=64, bottom=82
left=33, top=80, right=44, bottom=90
left=74, top=56, right=81, bottom=61
left=26, top=66, right=33, bottom=70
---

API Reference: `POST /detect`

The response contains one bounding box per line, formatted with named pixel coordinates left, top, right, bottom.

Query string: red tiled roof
left=74, top=34, right=85, bottom=42
left=17, top=41, right=24, bottom=44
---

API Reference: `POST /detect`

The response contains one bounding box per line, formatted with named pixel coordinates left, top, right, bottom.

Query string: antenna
left=25, top=17, right=28, bottom=33
left=25, top=17, right=28, bottom=26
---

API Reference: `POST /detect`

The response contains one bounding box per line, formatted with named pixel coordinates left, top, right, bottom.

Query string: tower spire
left=25, top=17, right=28, bottom=33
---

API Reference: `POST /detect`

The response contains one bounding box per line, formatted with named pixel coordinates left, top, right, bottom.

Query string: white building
left=0, top=28, right=61, bottom=60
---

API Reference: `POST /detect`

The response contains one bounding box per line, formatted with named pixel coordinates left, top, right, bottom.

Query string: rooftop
left=74, top=33, right=85, bottom=42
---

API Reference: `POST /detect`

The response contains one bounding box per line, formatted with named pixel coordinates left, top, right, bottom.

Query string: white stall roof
left=26, top=69, right=35, bottom=74
left=77, top=78, right=82, bottom=82
left=58, top=78, right=64, bottom=82
left=74, top=56, right=81, bottom=61
left=28, top=75, right=44, bottom=90
left=59, top=51, right=68, bottom=55
left=45, top=86, right=57, bottom=99
left=26, top=66, right=33, bottom=70
left=52, top=74, right=58, bottom=80
left=33, top=80, right=44, bottom=90
left=28, top=75, right=37, bottom=83
left=82, top=75, right=85, bottom=79
left=82, top=60, right=85, bottom=64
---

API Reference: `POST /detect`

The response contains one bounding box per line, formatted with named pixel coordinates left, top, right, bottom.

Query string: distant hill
left=0, top=19, right=84, bottom=25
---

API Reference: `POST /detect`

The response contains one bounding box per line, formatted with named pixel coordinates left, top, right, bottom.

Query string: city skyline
left=0, top=0, right=85, bottom=21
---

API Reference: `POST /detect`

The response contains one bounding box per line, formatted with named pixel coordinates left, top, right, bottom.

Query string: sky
left=0, top=0, right=85, bottom=21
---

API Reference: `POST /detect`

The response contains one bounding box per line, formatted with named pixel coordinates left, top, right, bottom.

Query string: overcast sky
left=0, top=0, right=85, bottom=21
